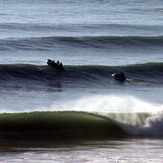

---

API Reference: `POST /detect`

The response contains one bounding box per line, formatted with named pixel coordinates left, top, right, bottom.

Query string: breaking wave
left=135, top=111, right=163, bottom=137
left=0, top=110, right=162, bottom=141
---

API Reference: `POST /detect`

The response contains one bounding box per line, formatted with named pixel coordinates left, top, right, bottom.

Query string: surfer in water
left=46, top=59, right=64, bottom=71
left=112, top=72, right=126, bottom=83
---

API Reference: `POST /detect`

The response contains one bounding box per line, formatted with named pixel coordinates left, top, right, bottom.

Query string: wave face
left=0, top=111, right=162, bottom=141
left=1, top=36, right=163, bottom=51
left=0, top=111, right=128, bottom=140
left=0, top=62, right=163, bottom=86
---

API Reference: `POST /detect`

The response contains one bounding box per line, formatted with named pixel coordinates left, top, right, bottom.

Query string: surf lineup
left=46, top=59, right=126, bottom=83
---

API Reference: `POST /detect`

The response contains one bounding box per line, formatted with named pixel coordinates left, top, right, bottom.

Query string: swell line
left=0, top=62, right=163, bottom=84
left=0, top=35, right=163, bottom=51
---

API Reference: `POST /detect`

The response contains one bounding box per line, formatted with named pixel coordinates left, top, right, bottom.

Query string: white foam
left=135, top=111, right=163, bottom=136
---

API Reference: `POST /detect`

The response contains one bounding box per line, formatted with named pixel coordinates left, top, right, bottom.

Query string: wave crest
left=0, top=62, right=163, bottom=85
left=135, top=111, right=163, bottom=137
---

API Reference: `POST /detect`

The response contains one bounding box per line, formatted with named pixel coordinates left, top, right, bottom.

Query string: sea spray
left=55, top=95, right=163, bottom=113
left=26, top=95, right=160, bottom=135
left=50, top=95, right=163, bottom=135
left=135, top=111, right=163, bottom=136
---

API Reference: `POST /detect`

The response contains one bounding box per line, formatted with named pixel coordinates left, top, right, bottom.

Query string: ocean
left=0, top=0, right=163, bottom=162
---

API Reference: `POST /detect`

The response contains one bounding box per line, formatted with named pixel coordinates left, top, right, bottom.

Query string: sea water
left=0, top=0, right=163, bottom=162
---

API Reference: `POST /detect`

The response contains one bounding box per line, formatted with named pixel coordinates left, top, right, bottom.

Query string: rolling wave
left=0, top=111, right=161, bottom=141
left=0, top=62, right=163, bottom=85
left=0, top=111, right=128, bottom=140
left=0, top=36, right=163, bottom=51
